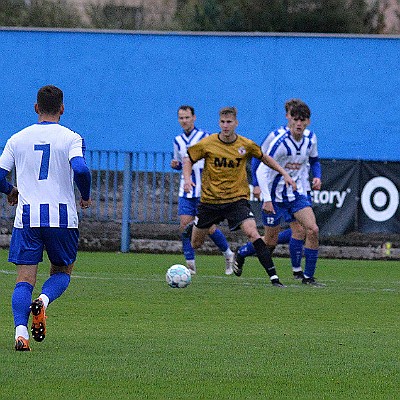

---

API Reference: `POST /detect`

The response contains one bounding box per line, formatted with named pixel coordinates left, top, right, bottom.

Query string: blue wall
left=0, top=28, right=399, bottom=160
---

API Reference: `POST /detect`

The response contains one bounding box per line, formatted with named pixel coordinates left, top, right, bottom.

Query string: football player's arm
left=255, top=164, right=274, bottom=214
left=171, top=160, right=182, bottom=170
left=261, top=153, right=297, bottom=191
left=309, top=156, right=322, bottom=190
left=0, top=167, right=18, bottom=205
left=251, top=157, right=261, bottom=199
left=70, top=156, right=92, bottom=208
left=0, top=167, right=14, bottom=194
left=171, top=140, right=182, bottom=170
left=182, top=156, right=195, bottom=193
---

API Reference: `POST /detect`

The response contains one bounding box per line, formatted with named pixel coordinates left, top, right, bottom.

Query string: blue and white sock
left=278, top=228, right=292, bottom=244
left=41, top=272, right=71, bottom=304
left=289, top=238, right=304, bottom=272
left=15, top=325, right=30, bottom=340
left=303, top=248, right=319, bottom=278
left=182, top=232, right=195, bottom=262
left=209, top=229, right=228, bottom=252
left=238, top=242, right=256, bottom=257
left=12, top=281, right=34, bottom=329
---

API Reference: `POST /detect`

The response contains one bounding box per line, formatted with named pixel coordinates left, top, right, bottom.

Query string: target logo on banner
left=361, top=177, right=399, bottom=222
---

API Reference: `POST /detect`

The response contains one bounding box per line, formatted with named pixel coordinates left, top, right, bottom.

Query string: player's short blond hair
left=219, top=106, right=237, bottom=118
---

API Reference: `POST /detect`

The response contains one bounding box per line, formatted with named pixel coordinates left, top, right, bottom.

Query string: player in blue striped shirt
left=171, top=105, right=234, bottom=275
left=256, top=102, right=323, bottom=286
left=237, top=99, right=320, bottom=280
left=0, top=85, right=92, bottom=351
left=250, top=100, right=301, bottom=245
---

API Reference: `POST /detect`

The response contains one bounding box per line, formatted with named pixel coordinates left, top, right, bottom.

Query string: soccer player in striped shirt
left=251, top=99, right=302, bottom=203
left=256, top=102, right=323, bottom=286
left=239, top=99, right=318, bottom=279
left=171, top=105, right=234, bottom=275
left=0, top=85, right=92, bottom=351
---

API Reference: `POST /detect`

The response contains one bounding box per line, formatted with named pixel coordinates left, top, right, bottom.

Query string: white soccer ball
left=166, top=264, right=192, bottom=288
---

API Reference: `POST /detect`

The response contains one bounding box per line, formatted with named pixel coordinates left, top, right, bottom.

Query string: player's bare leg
left=294, top=207, right=324, bottom=286
left=294, top=207, right=319, bottom=249
left=263, top=225, right=281, bottom=254
left=190, top=225, right=209, bottom=250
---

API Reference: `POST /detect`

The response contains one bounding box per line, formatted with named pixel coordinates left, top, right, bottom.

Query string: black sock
left=253, top=238, right=277, bottom=278
left=267, top=245, right=276, bottom=255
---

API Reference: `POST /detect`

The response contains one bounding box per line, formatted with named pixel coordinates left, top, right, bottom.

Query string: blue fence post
left=121, top=152, right=133, bottom=252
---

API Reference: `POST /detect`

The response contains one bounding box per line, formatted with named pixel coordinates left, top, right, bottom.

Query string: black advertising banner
left=250, top=159, right=360, bottom=236
left=358, top=161, right=400, bottom=233
left=250, top=159, right=400, bottom=237
left=312, top=159, right=360, bottom=236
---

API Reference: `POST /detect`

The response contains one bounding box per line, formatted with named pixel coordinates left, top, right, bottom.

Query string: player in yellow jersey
left=183, top=107, right=296, bottom=287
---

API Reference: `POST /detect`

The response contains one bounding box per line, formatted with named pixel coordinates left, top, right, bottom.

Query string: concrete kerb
left=0, top=234, right=399, bottom=260
left=129, top=239, right=400, bottom=260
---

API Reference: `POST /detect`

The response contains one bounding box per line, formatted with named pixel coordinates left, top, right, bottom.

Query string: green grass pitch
left=0, top=249, right=399, bottom=399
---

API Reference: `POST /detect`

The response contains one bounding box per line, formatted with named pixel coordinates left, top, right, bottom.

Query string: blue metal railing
left=80, top=150, right=180, bottom=223
left=0, top=150, right=181, bottom=251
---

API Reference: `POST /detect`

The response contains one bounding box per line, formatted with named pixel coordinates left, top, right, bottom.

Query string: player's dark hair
left=219, top=106, right=237, bottom=118
left=178, top=105, right=195, bottom=115
left=37, top=85, right=63, bottom=115
left=284, top=98, right=303, bottom=113
left=290, top=102, right=311, bottom=119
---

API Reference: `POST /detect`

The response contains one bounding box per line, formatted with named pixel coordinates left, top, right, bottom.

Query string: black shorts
left=196, top=199, right=255, bottom=231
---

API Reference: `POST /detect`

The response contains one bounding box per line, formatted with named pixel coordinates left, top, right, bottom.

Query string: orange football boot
left=30, top=298, right=47, bottom=342
left=15, top=336, right=31, bottom=351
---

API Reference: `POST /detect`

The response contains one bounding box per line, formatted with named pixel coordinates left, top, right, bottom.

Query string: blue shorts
left=178, top=197, right=200, bottom=216
left=8, top=227, right=79, bottom=266
left=262, top=194, right=312, bottom=227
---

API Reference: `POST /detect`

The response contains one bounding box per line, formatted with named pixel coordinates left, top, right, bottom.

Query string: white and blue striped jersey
left=173, top=128, right=208, bottom=198
left=0, top=122, right=85, bottom=228
left=257, top=129, right=318, bottom=203
left=251, top=125, right=288, bottom=189
left=260, top=125, right=288, bottom=153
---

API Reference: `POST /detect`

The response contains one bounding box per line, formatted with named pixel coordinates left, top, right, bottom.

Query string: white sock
left=39, top=294, right=49, bottom=309
left=223, top=248, right=234, bottom=258
left=15, top=325, right=29, bottom=340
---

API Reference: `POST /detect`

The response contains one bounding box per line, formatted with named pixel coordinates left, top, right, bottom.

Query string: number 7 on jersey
left=34, top=143, right=50, bottom=180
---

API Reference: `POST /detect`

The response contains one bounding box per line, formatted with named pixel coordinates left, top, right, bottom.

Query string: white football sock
left=223, top=248, right=234, bottom=258
left=39, top=294, right=49, bottom=309
left=15, top=325, right=29, bottom=340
